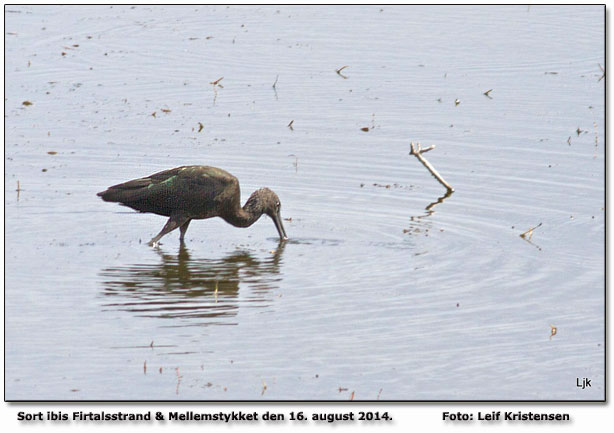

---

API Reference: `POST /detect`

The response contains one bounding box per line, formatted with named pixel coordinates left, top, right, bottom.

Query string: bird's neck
left=225, top=208, right=262, bottom=228
left=223, top=193, right=263, bottom=228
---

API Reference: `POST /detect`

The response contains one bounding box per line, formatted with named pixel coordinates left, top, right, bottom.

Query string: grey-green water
left=4, top=5, right=604, bottom=400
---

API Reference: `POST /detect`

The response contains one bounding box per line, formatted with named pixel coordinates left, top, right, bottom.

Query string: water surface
left=4, top=5, right=604, bottom=400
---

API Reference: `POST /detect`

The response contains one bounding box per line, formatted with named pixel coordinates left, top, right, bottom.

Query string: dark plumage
left=97, top=165, right=288, bottom=246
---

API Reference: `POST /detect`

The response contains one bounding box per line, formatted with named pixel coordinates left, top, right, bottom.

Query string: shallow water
left=4, top=5, right=604, bottom=400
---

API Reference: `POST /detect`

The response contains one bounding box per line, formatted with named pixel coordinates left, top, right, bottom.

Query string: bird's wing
left=98, top=166, right=186, bottom=200
left=174, top=166, right=241, bottom=213
left=98, top=166, right=238, bottom=217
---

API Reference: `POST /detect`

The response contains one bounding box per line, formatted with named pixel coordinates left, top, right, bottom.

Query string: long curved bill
left=272, top=212, right=288, bottom=241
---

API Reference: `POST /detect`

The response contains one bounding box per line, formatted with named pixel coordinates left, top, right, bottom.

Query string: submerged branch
left=409, top=142, right=454, bottom=192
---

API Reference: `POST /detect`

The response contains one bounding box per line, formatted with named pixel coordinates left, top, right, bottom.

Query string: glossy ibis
left=97, top=165, right=288, bottom=246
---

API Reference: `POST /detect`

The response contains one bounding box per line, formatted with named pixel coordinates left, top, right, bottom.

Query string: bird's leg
left=179, top=219, right=191, bottom=243
left=148, top=214, right=189, bottom=247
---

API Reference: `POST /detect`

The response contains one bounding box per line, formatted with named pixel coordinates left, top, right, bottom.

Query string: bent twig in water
left=409, top=142, right=454, bottom=193
left=520, top=222, right=542, bottom=240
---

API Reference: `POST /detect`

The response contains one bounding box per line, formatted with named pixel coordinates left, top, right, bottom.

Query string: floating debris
left=483, top=89, right=493, bottom=98
left=287, top=120, right=294, bottom=130
left=598, top=63, right=605, bottom=82
left=261, top=380, right=267, bottom=396
left=175, top=368, right=182, bottom=395
left=360, top=127, right=370, bottom=132
left=22, top=100, right=33, bottom=106
left=210, top=77, right=224, bottom=103
left=336, top=65, right=349, bottom=79
left=161, top=108, right=171, bottom=113
left=519, top=222, right=542, bottom=240
left=198, top=122, right=204, bottom=133
left=454, top=99, right=460, bottom=106
left=550, top=324, right=557, bottom=340
left=47, top=151, right=57, bottom=155
left=272, top=74, right=279, bottom=89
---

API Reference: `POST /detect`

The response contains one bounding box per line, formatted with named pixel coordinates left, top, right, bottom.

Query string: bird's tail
left=97, top=188, right=126, bottom=202
left=97, top=178, right=152, bottom=203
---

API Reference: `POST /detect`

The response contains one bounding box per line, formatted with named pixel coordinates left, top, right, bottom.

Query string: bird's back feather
left=97, top=166, right=240, bottom=218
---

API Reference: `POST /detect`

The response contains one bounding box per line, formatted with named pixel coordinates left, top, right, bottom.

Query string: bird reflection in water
left=99, top=243, right=285, bottom=325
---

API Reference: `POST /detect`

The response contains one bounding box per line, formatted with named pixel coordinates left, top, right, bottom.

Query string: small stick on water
left=598, top=63, right=605, bottom=82
left=210, top=77, right=224, bottom=104
left=409, top=142, right=454, bottom=192
left=272, top=75, right=279, bottom=100
left=336, top=65, right=349, bottom=79
left=520, top=222, right=542, bottom=240
left=288, top=154, right=298, bottom=172
left=176, top=367, right=182, bottom=394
